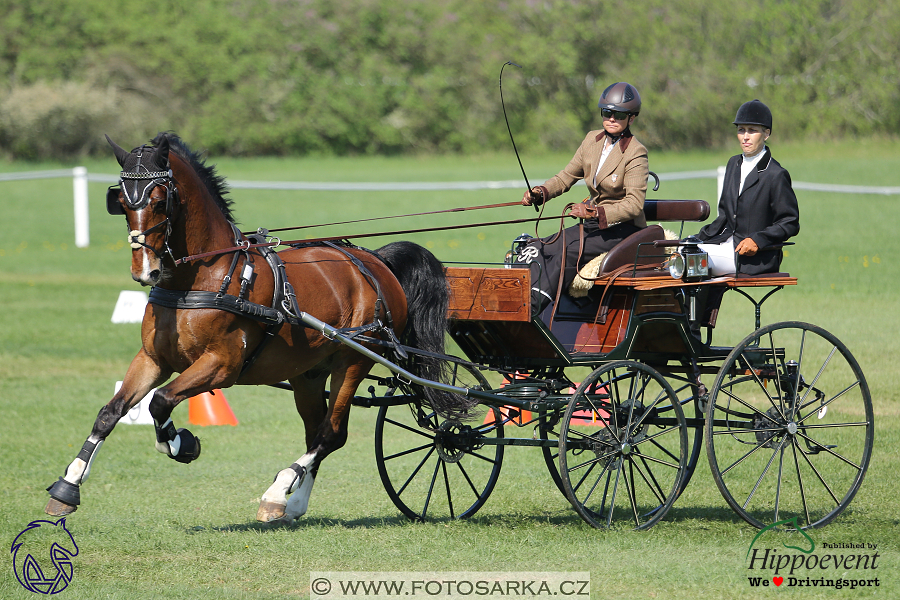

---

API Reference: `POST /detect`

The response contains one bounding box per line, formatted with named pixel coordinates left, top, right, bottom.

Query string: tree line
left=0, top=0, right=897, bottom=159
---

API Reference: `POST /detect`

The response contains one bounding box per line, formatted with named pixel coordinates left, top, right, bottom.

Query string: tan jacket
left=538, top=130, right=648, bottom=228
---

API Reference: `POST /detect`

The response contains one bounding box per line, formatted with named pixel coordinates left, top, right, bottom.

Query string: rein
left=175, top=212, right=576, bottom=265
left=261, top=200, right=522, bottom=234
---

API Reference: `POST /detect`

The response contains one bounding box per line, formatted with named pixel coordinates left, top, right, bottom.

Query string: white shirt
left=739, top=145, right=767, bottom=195
left=593, top=137, right=618, bottom=186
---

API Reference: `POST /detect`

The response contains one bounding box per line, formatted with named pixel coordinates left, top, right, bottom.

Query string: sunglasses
left=601, top=109, right=630, bottom=120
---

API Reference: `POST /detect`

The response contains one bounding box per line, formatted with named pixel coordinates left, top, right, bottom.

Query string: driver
left=517, top=81, right=648, bottom=315
left=695, top=99, right=800, bottom=275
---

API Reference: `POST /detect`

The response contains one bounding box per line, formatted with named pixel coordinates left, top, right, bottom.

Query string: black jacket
left=697, top=148, right=800, bottom=274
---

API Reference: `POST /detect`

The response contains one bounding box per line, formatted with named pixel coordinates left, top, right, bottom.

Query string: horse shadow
left=201, top=503, right=777, bottom=534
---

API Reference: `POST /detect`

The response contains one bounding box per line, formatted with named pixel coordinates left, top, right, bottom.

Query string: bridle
left=106, top=146, right=180, bottom=262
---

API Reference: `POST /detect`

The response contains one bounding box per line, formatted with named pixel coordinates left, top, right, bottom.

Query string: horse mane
left=151, top=132, right=235, bottom=223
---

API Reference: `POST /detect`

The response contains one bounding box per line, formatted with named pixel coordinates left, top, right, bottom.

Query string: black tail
left=376, top=241, right=476, bottom=420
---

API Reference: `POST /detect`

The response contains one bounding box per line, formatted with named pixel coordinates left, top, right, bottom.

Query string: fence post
left=716, top=165, right=726, bottom=204
left=73, top=166, right=89, bottom=247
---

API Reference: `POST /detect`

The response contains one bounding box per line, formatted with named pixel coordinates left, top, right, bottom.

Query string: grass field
left=1, top=138, right=899, bottom=599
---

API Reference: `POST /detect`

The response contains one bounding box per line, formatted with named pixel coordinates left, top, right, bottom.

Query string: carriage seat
left=597, top=199, right=711, bottom=276
left=597, top=224, right=669, bottom=276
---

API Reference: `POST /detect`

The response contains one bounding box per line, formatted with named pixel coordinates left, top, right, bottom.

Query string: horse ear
left=105, top=134, right=130, bottom=168
left=154, top=135, right=170, bottom=170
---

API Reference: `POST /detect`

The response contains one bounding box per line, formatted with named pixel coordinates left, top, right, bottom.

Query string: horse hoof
left=256, top=501, right=287, bottom=522
left=45, top=497, right=78, bottom=517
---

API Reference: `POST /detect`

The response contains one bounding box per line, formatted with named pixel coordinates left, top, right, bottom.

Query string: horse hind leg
left=257, top=356, right=368, bottom=523
left=257, top=371, right=328, bottom=523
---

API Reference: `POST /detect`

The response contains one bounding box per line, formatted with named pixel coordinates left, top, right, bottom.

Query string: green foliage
left=0, top=0, right=898, bottom=158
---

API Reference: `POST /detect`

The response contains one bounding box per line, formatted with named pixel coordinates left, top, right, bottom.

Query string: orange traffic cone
left=188, top=389, right=238, bottom=426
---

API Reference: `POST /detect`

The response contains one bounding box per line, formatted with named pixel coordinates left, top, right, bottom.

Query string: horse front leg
left=46, top=350, right=169, bottom=516
left=147, top=353, right=238, bottom=465
left=257, top=356, right=370, bottom=523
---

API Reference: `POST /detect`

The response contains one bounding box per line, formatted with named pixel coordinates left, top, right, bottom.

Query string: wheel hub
left=435, top=420, right=480, bottom=463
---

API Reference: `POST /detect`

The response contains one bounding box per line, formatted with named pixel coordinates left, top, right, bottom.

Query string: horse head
left=106, top=134, right=181, bottom=286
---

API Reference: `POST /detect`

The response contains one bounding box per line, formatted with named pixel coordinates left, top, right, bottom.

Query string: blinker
left=106, top=186, right=125, bottom=215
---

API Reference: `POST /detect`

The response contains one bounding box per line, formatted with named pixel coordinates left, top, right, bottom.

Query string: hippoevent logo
left=745, top=517, right=880, bottom=590
left=10, top=518, right=79, bottom=594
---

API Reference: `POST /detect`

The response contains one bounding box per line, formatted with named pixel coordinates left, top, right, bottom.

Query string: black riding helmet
left=733, top=99, right=772, bottom=130
left=598, top=82, right=641, bottom=115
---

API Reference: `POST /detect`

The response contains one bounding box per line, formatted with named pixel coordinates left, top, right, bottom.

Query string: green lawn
left=1, top=140, right=898, bottom=598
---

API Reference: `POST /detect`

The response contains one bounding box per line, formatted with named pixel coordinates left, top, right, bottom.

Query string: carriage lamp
left=666, top=243, right=709, bottom=281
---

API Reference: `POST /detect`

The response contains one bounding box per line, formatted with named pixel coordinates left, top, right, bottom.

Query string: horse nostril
left=149, top=270, right=161, bottom=282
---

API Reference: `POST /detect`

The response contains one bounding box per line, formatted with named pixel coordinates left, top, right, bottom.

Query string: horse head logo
left=10, top=518, right=79, bottom=594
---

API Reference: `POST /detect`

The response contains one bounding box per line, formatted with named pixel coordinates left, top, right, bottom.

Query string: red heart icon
left=773, top=577, right=783, bottom=586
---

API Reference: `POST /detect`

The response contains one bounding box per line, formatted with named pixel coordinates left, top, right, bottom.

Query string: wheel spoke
left=463, top=449, right=500, bottom=465
left=421, top=458, right=442, bottom=519
left=741, top=437, right=787, bottom=510
left=455, top=460, right=481, bottom=498
left=646, top=435, right=681, bottom=465
left=396, top=446, right=437, bottom=496
left=774, top=445, right=785, bottom=524
left=738, top=351, right=786, bottom=420
left=383, top=442, right=434, bottom=462
left=796, top=346, right=837, bottom=414
left=631, top=452, right=668, bottom=505
left=716, top=383, right=781, bottom=426
left=767, top=331, right=788, bottom=419
left=794, top=431, right=863, bottom=470
left=792, top=438, right=842, bottom=505
left=720, top=430, right=780, bottom=477
left=796, top=380, right=861, bottom=424
left=567, top=448, right=619, bottom=474
left=791, top=441, right=811, bottom=527
left=384, top=417, right=436, bottom=440
left=441, top=461, right=454, bottom=519
left=624, top=460, right=641, bottom=528
left=606, top=461, right=623, bottom=528
left=573, top=459, right=602, bottom=496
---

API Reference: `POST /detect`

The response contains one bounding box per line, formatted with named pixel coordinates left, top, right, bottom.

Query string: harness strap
left=149, top=288, right=287, bottom=325
left=320, top=241, right=408, bottom=360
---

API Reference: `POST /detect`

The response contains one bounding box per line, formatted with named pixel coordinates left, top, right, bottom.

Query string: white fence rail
left=2, top=168, right=898, bottom=248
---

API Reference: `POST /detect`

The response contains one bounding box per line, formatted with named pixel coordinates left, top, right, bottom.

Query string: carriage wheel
left=374, top=364, right=503, bottom=521
left=705, top=322, right=874, bottom=529
left=558, top=361, right=688, bottom=530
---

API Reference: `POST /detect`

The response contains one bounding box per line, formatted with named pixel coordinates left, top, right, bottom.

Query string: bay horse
left=45, top=132, right=472, bottom=523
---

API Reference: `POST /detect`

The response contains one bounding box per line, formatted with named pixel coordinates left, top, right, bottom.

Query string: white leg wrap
left=63, top=438, right=103, bottom=485
left=260, top=453, right=317, bottom=515
left=261, top=468, right=297, bottom=506
left=282, top=471, right=316, bottom=522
